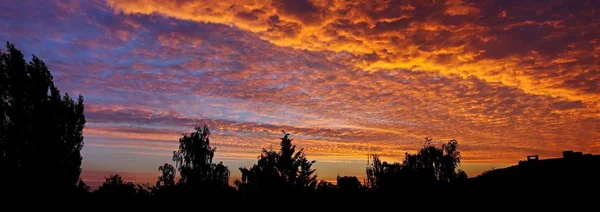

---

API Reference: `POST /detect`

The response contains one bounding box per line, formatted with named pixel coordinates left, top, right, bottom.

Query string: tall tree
left=0, top=42, right=86, bottom=192
left=172, top=125, right=230, bottom=188
left=237, top=132, right=318, bottom=193
left=439, top=139, right=462, bottom=183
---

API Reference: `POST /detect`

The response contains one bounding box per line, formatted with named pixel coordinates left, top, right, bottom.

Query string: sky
left=1, top=0, right=599, bottom=188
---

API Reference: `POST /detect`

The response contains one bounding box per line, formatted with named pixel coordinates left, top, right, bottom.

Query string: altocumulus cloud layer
left=1, top=0, right=599, bottom=186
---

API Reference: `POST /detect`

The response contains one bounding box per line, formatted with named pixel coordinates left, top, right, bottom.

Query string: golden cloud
left=105, top=0, right=600, bottom=106
left=16, top=0, right=593, bottom=178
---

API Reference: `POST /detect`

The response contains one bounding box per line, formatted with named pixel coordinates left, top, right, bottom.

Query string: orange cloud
left=105, top=0, right=600, bottom=106
left=7, top=0, right=598, bottom=181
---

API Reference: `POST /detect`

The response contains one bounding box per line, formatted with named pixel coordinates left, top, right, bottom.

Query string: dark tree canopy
left=156, top=163, right=176, bottom=188
left=94, top=174, right=137, bottom=197
left=94, top=174, right=151, bottom=197
left=172, top=125, right=230, bottom=189
left=366, top=138, right=466, bottom=192
left=316, top=180, right=336, bottom=193
left=337, top=175, right=363, bottom=192
left=236, top=132, right=318, bottom=193
left=0, top=42, right=86, bottom=192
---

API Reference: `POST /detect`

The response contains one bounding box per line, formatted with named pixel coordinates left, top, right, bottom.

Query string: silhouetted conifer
left=237, top=132, right=317, bottom=193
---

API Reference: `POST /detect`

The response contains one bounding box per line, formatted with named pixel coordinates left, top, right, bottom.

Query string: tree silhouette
left=94, top=174, right=137, bottom=197
left=316, top=180, right=336, bottom=193
left=156, top=163, right=175, bottom=188
left=74, top=179, right=91, bottom=195
left=211, top=161, right=230, bottom=186
left=337, top=175, right=363, bottom=192
left=236, top=132, right=318, bottom=193
left=171, top=125, right=230, bottom=190
left=366, top=155, right=404, bottom=191
left=455, top=169, right=468, bottom=184
left=366, top=138, right=466, bottom=192
left=440, top=139, right=462, bottom=183
left=0, top=42, right=86, bottom=193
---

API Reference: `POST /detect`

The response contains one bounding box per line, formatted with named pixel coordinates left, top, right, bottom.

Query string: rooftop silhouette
left=468, top=150, right=600, bottom=198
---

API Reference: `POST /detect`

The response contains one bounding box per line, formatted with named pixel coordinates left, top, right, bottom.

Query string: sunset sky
left=1, top=0, right=599, bottom=188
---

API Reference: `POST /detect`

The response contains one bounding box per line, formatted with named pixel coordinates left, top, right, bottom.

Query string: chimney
left=527, top=155, right=539, bottom=161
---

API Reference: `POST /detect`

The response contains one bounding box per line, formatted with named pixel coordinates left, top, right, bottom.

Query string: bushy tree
left=94, top=174, right=151, bottom=197
left=94, top=174, right=137, bottom=197
left=171, top=125, right=230, bottom=189
left=0, top=42, right=86, bottom=192
left=156, top=163, right=175, bottom=188
left=366, top=155, right=404, bottom=190
left=366, top=138, right=466, bottom=192
left=316, top=180, right=336, bottom=193
left=337, top=175, right=363, bottom=192
left=236, top=132, right=318, bottom=193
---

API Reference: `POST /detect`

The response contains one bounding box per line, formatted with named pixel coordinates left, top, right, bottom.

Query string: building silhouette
left=469, top=150, right=600, bottom=198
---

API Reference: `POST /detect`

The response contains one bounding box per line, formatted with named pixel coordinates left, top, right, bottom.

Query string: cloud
left=105, top=0, right=600, bottom=105
left=2, top=0, right=599, bottom=182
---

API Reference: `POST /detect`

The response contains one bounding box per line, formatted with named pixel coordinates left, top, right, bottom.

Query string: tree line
left=0, top=42, right=468, bottom=196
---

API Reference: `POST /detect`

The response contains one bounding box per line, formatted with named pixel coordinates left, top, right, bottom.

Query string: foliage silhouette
left=0, top=42, right=86, bottom=193
left=94, top=174, right=138, bottom=197
left=337, top=175, right=363, bottom=192
left=170, top=125, right=231, bottom=192
left=316, top=180, right=336, bottom=193
left=236, top=132, right=318, bottom=193
left=366, top=138, right=466, bottom=192
left=156, top=163, right=175, bottom=188
left=93, top=174, right=151, bottom=197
